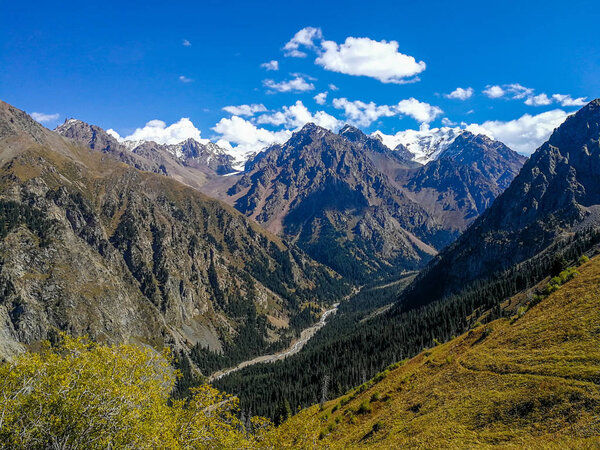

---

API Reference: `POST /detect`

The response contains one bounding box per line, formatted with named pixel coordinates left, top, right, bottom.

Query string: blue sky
left=1, top=0, right=599, bottom=155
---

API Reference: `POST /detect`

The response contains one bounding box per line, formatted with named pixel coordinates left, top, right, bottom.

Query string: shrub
left=371, top=392, right=381, bottom=402
left=0, top=334, right=276, bottom=449
left=356, top=400, right=372, bottom=415
left=372, top=421, right=384, bottom=432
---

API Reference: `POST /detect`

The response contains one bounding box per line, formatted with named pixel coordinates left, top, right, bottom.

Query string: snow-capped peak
left=372, top=126, right=465, bottom=165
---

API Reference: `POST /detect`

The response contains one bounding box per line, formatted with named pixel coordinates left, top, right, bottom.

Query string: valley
left=1, top=96, right=599, bottom=447
left=209, top=301, right=340, bottom=381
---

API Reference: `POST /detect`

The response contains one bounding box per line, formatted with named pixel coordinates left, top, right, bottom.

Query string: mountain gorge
left=54, top=112, right=527, bottom=284
left=214, top=99, right=600, bottom=423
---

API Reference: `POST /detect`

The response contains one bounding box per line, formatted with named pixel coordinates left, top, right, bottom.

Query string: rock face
left=402, top=99, right=600, bottom=306
left=0, top=101, right=346, bottom=360
left=226, top=124, right=450, bottom=282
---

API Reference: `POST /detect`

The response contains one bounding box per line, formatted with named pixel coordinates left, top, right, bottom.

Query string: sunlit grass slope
left=285, top=255, right=600, bottom=448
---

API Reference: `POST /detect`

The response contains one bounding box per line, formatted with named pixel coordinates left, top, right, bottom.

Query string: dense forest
left=214, top=227, right=600, bottom=420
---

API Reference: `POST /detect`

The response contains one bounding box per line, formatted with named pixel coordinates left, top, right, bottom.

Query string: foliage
left=0, top=335, right=288, bottom=449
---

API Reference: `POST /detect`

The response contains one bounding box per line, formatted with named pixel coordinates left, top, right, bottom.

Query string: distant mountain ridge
left=55, top=118, right=235, bottom=189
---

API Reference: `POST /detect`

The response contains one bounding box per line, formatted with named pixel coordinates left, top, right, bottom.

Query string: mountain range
left=213, top=99, right=600, bottom=422
left=0, top=100, right=347, bottom=360
left=204, top=124, right=525, bottom=281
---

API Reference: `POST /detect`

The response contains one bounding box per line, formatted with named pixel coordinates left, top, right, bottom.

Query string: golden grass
left=287, top=256, right=600, bottom=448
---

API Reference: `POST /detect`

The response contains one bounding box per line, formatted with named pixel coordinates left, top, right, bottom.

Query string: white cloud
left=524, top=92, right=587, bottom=107
left=182, top=39, right=191, bottom=47
left=332, top=97, right=442, bottom=127
left=524, top=93, right=552, bottom=106
left=484, top=83, right=536, bottom=100
left=179, top=75, right=193, bottom=83
left=505, top=83, right=534, bottom=99
left=222, top=104, right=267, bottom=117
left=114, top=118, right=208, bottom=145
left=106, top=129, right=120, bottom=139
left=255, top=100, right=341, bottom=131
left=283, top=27, right=323, bottom=57
left=396, top=98, right=443, bottom=123
left=551, top=94, right=588, bottom=107
left=263, top=76, right=315, bottom=93
left=332, top=98, right=395, bottom=127
left=314, top=92, right=328, bottom=105
left=441, top=117, right=457, bottom=126
left=445, top=87, right=473, bottom=100
left=261, top=60, right=279, bottom=71
left=483, top=85, right=505, bottom=98
left=328, top=83, right=339, bottom=91
left=465, top=109, right=569, bottom=155
left=316, top=36, right=426, bottom=84
left=31, top=112, right=59, bottom=123
left=212, top=115, right=292, bottom=164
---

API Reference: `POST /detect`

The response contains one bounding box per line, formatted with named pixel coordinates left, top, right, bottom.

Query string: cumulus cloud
left=182, top=39, right=191, bottom=47
left=484, top=83, right=534, bottom=100
left=212, top=115, right=292, bottom=164
left=314, top=92, right=328, bottom=105
left=179, top=75, right=193, bottom=83
left=465, top=109, right=569, bottom=155
left=552, top=94, right=587, bottom=107
left=316, top=36, right=425, bottom=84
left=524, top=93, right=552, bottom=106
left=483, top=85, right=505, bottom=98
left=328, top=83, right=339, bottom=91
left=332, top=97, right=442, bottom=127
left=283, top=27, right=323, bottom=57
left=222, top=104, right=267, bottom=117
left=261, top=60, right=279, bottom=71
left=396, top=98, right=443, bottom=123
left=523, top=92, right=587, bottom=107
left=31, top=112, right=59, bottom=123
left=445, top=87, right=473, bottom=100
left=263, top=76, right=315, bottom=93
left=112, top=118, right=208, bottom=145
left=332, top=98, right=395, bottom=127
left=255, top=100, right=341, bottom=131
left=442, top=117, right=457, bottom=126
left=505, top=83, right=534, bottom=99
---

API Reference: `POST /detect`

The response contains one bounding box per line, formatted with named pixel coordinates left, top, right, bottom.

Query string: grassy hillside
left=283, top=255, right=600, bottom=448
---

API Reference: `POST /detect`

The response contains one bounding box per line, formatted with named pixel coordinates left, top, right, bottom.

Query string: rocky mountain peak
left=55, top=118, right=124, bottom=154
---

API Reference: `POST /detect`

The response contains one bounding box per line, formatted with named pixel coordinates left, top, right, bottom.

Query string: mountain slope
left=224, top=123, right=449, bottom=282
left=401, top=99, right=600, bottom=309
left=283, top=254, right=600, bottom=448
left=0, top=100, right=348, bottom=361
left=404, top=132, right=526, bottom=231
